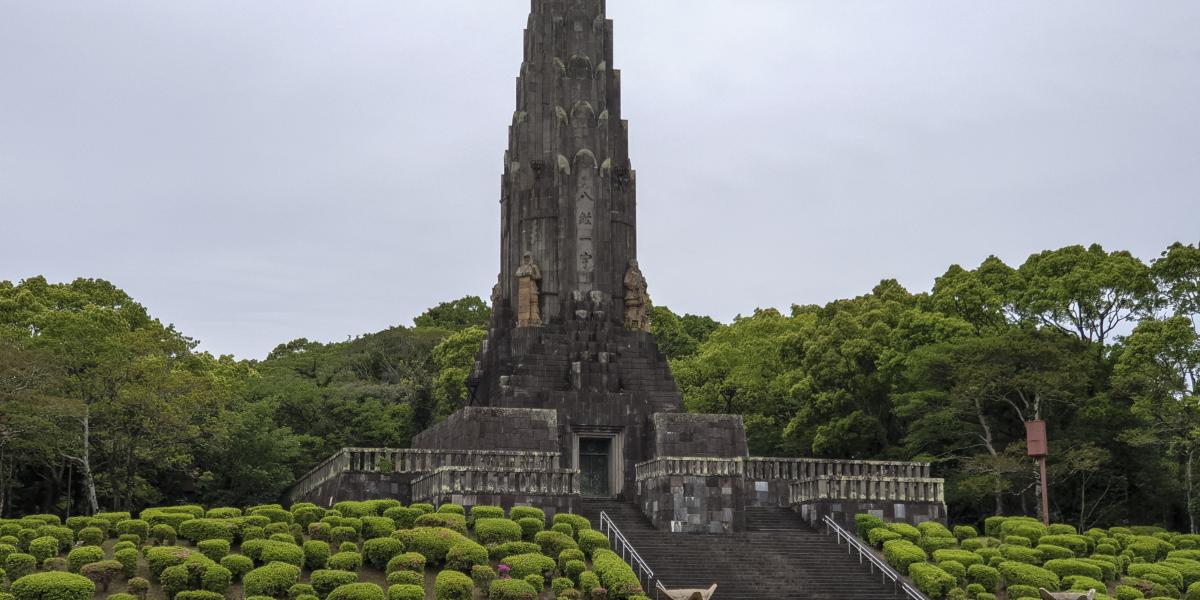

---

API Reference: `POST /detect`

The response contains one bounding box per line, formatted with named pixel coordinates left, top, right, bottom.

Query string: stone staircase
left=578, top=500, right=904, bottom=600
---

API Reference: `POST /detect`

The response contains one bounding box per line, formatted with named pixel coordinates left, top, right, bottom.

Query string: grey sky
left=2, top=1, right=1198, bottom=360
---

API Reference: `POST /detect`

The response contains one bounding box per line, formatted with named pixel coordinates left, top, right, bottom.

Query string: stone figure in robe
left=624, top=259, right=650, bottom=331
left=515, top=253, right=543, bottom=327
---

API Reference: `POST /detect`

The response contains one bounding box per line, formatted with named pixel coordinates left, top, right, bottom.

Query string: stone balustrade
left=743, top=457, right=930, bottom=480
left=411, top=466, right=580, bottom=502
left=634, top=456, right=745, bottom=481
left=288, top=449, right=354, bottom=503
left=789, top=476, right=945, bottom=504
left=635, top=456, right=931, bottom=483
left=286, top=447, right=561, bottom=504
left=341, top=447, right=559, bottom=473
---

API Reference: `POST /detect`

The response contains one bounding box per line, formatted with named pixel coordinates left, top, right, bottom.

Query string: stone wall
left=635, top=458, right=746, bottom=533
left=411, top=466, right=579, bottom=520
left=652, top=413, right=749, bottom=458
left=411, top=407, right=560, bottom=453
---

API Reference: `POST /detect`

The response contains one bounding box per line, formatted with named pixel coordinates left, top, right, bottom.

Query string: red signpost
left=1025, top=420, right=1050, bottom=526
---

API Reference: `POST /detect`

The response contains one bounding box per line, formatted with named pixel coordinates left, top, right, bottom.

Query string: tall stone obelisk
left=465, top=0, right=687, bottom=497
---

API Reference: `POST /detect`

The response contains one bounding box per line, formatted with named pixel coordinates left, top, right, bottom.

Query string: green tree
left=1014, top=244, right=1155, bottom=345
left=1114, top=315, right=1200, bottom=532
left=430, top=327, right=486, bottom=418
left=413, top=296, right=490, bottom=331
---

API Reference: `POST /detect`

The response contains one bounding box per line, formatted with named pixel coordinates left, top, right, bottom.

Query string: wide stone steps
left=578, top=500, right=903, bottom=600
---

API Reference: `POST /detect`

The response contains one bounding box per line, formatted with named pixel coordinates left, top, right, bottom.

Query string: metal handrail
left=822, top=515, right=929, bottom=600
left=599, top=511, right=670, bottom=596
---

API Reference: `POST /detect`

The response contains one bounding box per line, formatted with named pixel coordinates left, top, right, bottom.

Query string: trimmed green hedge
left=220, top=554, right=254, bottom=581
left=11, top=572, right=95, bottom=600
left=387, top=585, right=424, bottom=600
left=910, top=563, right=957, bottom=599
left=434, top=569, right=473, bottom=600
left=578, top=529, right=611, bottom=557
left=999, top=560, right=1060, bottom=591
left=882, top=539, right=928, bottom=575
left=392, top=528, right=468, bottom=566
left=475, top=519, right=522, bottom=545
left=445, top=541, right=488, bottom=572
left=65, top=546, right=102, bottom=573
left=178, top=519, right=236, bottom=542
left=488, top=578, right=538, bottom=600
left=534, top=531, right=578, bottom=557
left=593, top=549, right=645, bottom=599
left=362, top=538, right=405, bottom=570
left=243, top=562, right=301, bottom=598
left=326, top=583, right=385, bottom=600
left=311, top=570, right=359, bottom=599
left=967, top=563, right=1001, bottom=592
left=500, top=553, right=555, bottom=580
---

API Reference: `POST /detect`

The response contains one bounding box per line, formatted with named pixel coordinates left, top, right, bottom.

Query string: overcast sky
left=2, top=1, right=1198, bottom=360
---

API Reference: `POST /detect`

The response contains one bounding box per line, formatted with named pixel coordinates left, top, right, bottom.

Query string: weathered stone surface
left=411, top=407, right=559, bottom=453
left=653, top=413, right=749, bottom=459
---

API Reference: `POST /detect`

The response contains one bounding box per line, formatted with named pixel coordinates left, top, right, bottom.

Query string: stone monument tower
left=289, top=1, right=946, bottom=541
left=461, top=0, right=706, bottom=499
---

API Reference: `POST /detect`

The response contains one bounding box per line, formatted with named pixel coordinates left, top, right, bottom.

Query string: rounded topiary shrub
left=127, top=577, right=150, bottom=600
left=522, top=574, right=543, bottom=593
left=11, top=572, right=95, bottom=600
left=243, top=562, right=301, bottom=598
left=146, top=546, right=192, bottom=579
left=197, top=539, right=230, bottom=562
left=176, top=592, right=224, bottom=600
left=932, top=549, right=983, bottom=568
left=558, top=549, right=585, bottom=570
left=363, top=538, right=405, bottom=570
left=999, top=561, right=1060, bottom=591
left=262, top=541, right=305, bottom=568
left=312, top=570, right=360, bottom=599
left=500, top=553, right=556, bottom=580
left=535, top=531, right=578, bottom=557
left=361, top=518, right=395, bottom=540
left=393, top=528, right=469, bottom=566
left=387, top=571, right=423, bottom=586
left=469, top=506, right=505, bottom=526
left=564, top=559, right=586, bottom=581
left=78, top=560, right=123, bottom=592
left=328, top=551, right=363, bottom=572
left=178, top=519, right=236, bottom=543
left=434, top=570, right=473, bottom=600
left=488, top=542, right=541, bottom=562
left=436, top=504, right=465, bottom=516
left=382, top=508, right=422, bottom=531
left=27, top=537, right=59, bottom=564
left=551, top=523, right=574, bottom=538
left=489, top=578, right=537, bottom=597
left=552, top=514, right=590, bottom=536
left=6, top=553, right=37, bottom=580
left=967, top=563, right=1000, bottom=592
left=304, top=540, right=331, bottom=571
left=854, top=514, right=885, bottom=539
left=882, top=540, right=927, bottom=575
left=592, top=549, right=646, bottom=598
left=475, top=519, right=522, bottom=545
left=471, top=564, right=496, bottom=590
left=327, top=583, right=385, bottom=600
left=386, top=552, right=426, bottom=574
left=515, top=518, right=543, bottom=542
left=445, top=541, right=488, bottom=572
left=577, top=530, right=610, bottom=557
left=387, top=585, right=424, bottom=600
left=909, top=563, right=957, bottom=599
left=413, top=514, right=466, bottom=535
left=64, top=547, right=102, bottom=574
left=114, top=548, right=139, bottom=579
left=886, top=523, right=921, bottom=543
left=220, top=554, right=254, bottom=581
left=150, top=524, right=177, bottom=545
left=76, top=527, right=105, bottom=547
left=1044, top=558, right=1104, bottom=582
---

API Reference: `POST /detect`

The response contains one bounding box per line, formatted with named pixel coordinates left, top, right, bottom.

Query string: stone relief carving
left=623, top=259, right=650, bottom=331
left=515, top=253, right=543, bottom=328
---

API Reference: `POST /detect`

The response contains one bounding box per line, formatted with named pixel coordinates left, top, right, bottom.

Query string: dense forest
left=1, top=242, right=1197, bottom=533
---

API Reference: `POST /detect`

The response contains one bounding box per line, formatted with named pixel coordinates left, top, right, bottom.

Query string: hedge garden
left=855, top=514, right=1200, bottom=600
left=0, top=501, right=647, bottom=600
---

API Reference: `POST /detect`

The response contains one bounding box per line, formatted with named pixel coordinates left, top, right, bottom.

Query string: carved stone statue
left=1040, top=589, right=1095, bottom=600
left=623, top=259, right=649, bottom=331
left=515, top=253, right=542, bottom=327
